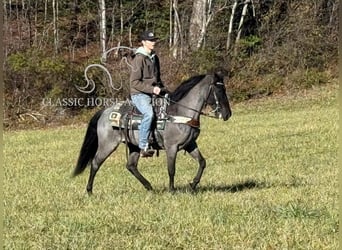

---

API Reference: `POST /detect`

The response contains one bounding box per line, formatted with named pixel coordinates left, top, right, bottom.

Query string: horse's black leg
left=186, top=146, right=206, bottom=191
left=126, top=144, right=153, bottom=191
left=166, top=146, right=178, bottom=192
left=86, top=142, right=119, bottom=194
left=87, top=158, right=100, bottom=194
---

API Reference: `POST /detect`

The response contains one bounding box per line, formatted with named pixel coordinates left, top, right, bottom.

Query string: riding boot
left=140, top=148, right=155, bottom=158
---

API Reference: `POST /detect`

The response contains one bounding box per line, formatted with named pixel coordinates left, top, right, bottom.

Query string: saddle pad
left=168, top=116, right=192, bottom=124
left=109, top=111, right=122, bottom=127
left=109, top=112, right=166, bottom=130
left=108, top=100, right=194, bottom=129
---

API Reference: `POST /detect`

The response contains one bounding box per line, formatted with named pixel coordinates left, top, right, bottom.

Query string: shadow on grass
left=160, top=179, right=267, bottom=194
left=199, top=180, right=266, bottom=193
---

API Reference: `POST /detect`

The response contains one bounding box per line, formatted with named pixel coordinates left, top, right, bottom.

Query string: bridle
left=207, top=82, right=224, bottom=117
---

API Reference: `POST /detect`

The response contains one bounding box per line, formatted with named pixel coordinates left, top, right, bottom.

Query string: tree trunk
left=108, top=0, right=116, bottom=47
left=235, top=0, right=250, bottom=44
left=169, top=0, right=172, bottom=49
left=120, top=0, right=123, bottom=46
left=69, top=0, right=79, bottom=61
left=34, top=0, right=38, bottom=47
left=27, top=0, right=32, bottom=46
left=226, top=0, right=238, bottom=50
left=328, top=0, right=338, bottom=27
left=44, top=0, right=47, bottom=24
left=52, top=0, right=59, bottom=55
left=99, top=0, right=106, bottom=62
left=172, top=0, right=179, bottom=58
left=16, top=1, right=22, bottom=47
left=170, top=0, right=182, bottom=58
left=4, top=0, right=8, bottom=58
left=189, top=0, right=206, bottom=50
left=198, top=0, right=213, bottom=49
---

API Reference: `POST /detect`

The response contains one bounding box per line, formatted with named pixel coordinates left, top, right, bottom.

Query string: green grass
left=4, top=84, right=338, bottom=249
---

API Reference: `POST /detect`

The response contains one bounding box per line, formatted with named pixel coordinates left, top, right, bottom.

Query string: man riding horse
left=130, top=30, right=166, bottom=158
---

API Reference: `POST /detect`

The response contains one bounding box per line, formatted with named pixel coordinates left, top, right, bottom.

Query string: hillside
left=3, top=0, right=338, bottom=129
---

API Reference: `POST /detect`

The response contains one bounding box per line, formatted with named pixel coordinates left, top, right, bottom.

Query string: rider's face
left=142, top=40, right=156, bottom=53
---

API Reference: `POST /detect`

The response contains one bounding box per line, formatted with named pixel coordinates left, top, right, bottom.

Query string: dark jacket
left=130, top=47, right=163, bottom=96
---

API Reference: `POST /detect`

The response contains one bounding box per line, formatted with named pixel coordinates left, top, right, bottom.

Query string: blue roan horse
left=73, top=72, right=232, bottom=193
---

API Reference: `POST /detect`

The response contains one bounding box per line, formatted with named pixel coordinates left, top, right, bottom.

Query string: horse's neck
left=172, top=80, right=210, bottom=119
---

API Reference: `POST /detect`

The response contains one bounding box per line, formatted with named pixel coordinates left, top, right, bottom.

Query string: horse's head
left=206, top=73, right=232, bottom=121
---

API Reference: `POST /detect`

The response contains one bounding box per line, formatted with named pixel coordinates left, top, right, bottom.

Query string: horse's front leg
left=166, top=146, right=178, bottom=192
left=185, top=143, right=206, bottom=191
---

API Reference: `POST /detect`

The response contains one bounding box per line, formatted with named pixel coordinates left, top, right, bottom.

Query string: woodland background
left=3, top=0, right=339, bottom=129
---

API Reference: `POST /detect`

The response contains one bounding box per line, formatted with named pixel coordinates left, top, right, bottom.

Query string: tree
left=52, top=0, right=59, bottom=55
left=226, top=0, right=238, bottom=50
left=235, top=0, right=253, bottom=44
left=189, top=0, right=229, bottom=51
left=169, top=0, right=183, bottom=58
left=188, top=0, right=207, bottom=50
left=99, top=0, right=107, bottom=62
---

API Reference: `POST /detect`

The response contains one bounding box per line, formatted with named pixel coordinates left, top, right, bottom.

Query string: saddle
left=108, top=96, right=169, bottom=150
left=108, top=95, right=200, bottom=150
left=109, top=96, right=168, bottom=126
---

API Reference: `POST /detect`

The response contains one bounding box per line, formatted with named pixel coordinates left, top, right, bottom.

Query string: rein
left=158, top=81, right=224, bottom=117
left=167, top=97, right=203, bottom=114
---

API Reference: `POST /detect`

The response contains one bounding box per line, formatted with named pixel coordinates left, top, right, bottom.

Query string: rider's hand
left=153, top=86, right=161, bottom=95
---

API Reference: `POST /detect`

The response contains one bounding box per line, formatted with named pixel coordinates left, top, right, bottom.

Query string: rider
left=130, top=30, right=165, bottom=157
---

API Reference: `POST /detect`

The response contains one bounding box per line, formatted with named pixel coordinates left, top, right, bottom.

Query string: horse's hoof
left=189, top=182, right=197, bottom=191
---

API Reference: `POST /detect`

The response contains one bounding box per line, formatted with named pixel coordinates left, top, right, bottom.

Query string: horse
left=72, top=72, right=232, bottom=193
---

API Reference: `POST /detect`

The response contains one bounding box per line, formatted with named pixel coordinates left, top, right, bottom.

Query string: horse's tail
left=73, top=109, right=104, bottom=177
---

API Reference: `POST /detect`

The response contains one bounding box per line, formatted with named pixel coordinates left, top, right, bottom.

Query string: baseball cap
left=140, top=30, right=158, bottom=41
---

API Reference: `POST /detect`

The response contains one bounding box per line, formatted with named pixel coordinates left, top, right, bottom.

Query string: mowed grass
left=4, top=84, right=338, bottom=249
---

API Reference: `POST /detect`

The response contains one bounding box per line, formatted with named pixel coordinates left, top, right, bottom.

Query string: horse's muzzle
left=221, top=110, right=232, bottom=121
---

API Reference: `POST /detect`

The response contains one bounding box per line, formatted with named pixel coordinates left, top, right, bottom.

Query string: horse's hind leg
left=126, top=144, right=153, bottom=191
left=87, top=140, right=120, bottom=194
left=185, top=142, right=206, bottom=191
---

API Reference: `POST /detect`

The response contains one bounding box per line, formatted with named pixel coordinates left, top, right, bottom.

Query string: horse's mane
left=169, top=75, right=206, bottom=102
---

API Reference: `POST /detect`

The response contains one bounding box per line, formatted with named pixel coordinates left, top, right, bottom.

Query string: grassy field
left=4, top=84, right=338, bottom=249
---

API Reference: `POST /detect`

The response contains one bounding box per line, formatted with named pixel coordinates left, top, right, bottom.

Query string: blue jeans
left=131, top=94, right=154, bottom=150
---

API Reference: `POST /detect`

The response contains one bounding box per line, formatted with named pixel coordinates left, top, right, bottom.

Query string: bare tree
left=189, top=0, right=206, bottom=50
left=235, top=0, right=252, bottom=44
left=52, top=0, right=59, bottom=54
left=99, top=0, right=107, bottom=62
left=169, top=0, right=173, bottom=49
left=33, top=0, right=38, bottom=47
left=4, top=0, right=8, bottom=58
left=226, top=0, right=238, bottom=50
left=189, top=0, right=229, bottom=51
left=170, top=0, right=183, bottom=58
left=116, top=0, right=124, bottom=49
left=108, top=0, right=116, bottom=47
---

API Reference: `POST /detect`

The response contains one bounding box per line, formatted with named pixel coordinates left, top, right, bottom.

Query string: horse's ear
left=212, top=71, right=225, bottom=84
left=215, top=68, right=229, bottom=78
left=210, top=67, right=229, bottom=82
